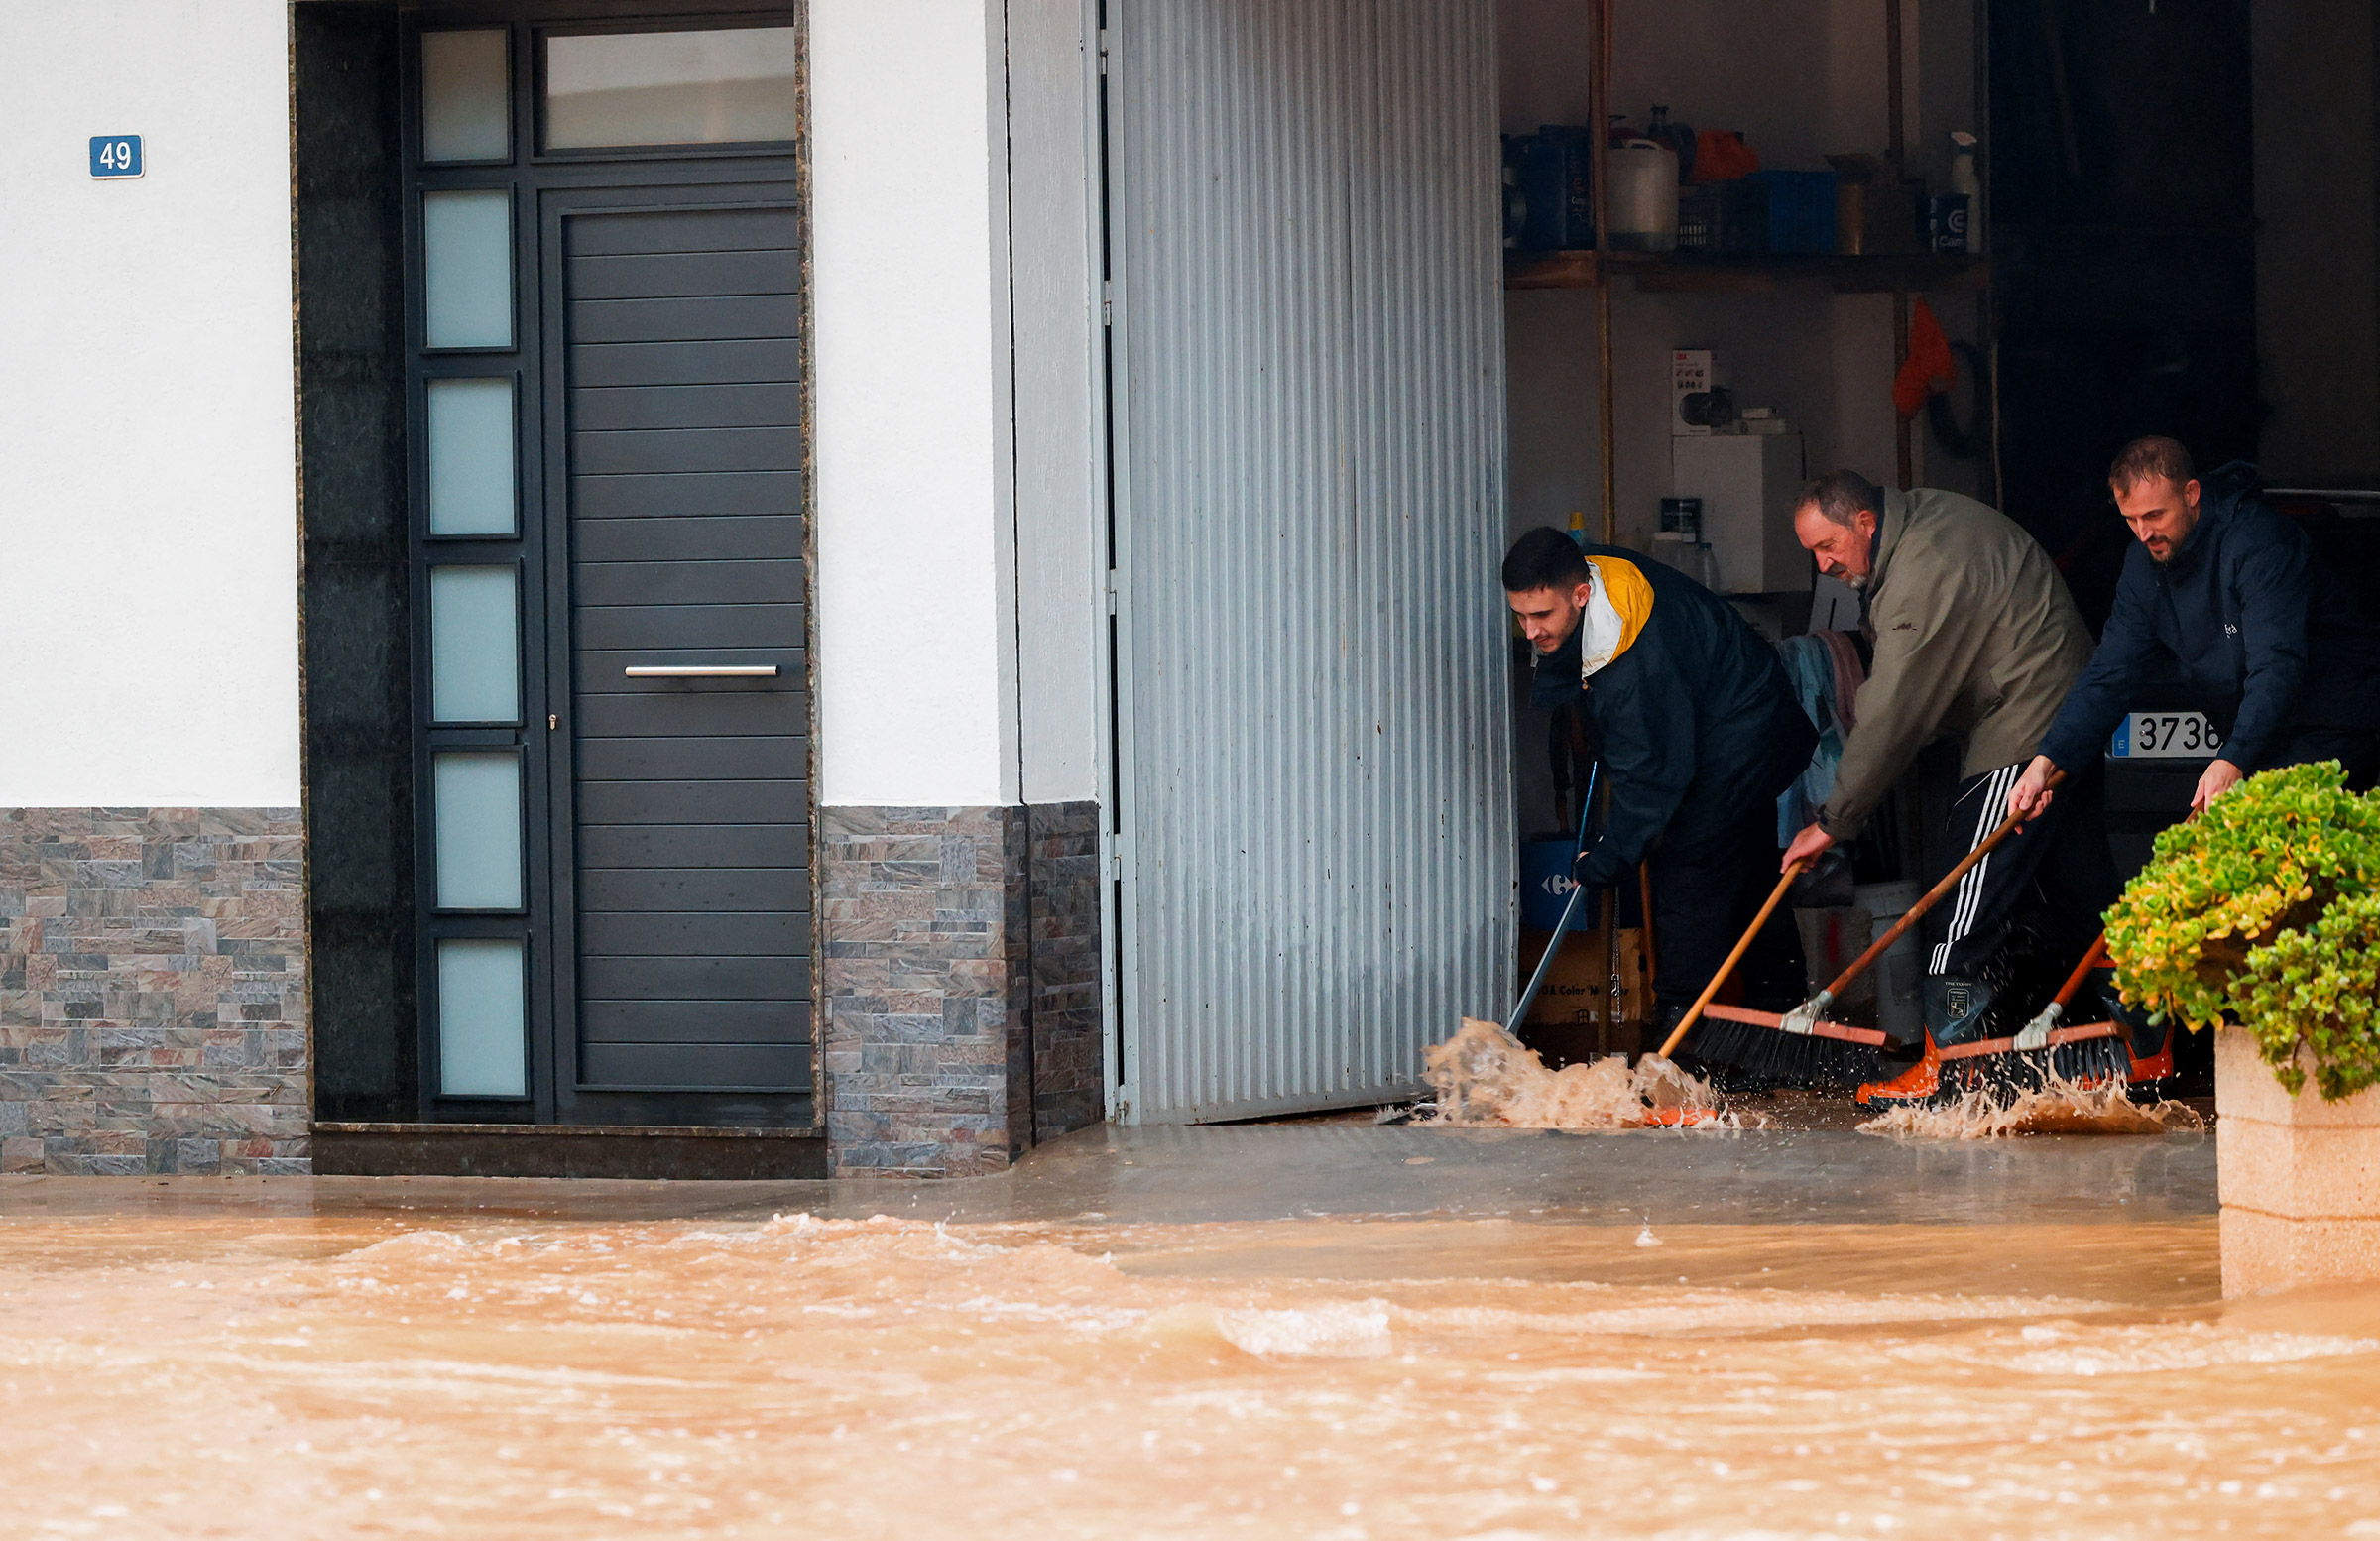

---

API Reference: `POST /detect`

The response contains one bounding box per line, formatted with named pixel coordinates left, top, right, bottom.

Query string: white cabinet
left=1671, top=432, right=1811, bottom=595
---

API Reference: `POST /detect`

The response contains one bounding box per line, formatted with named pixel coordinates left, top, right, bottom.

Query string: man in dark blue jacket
left=2010, top=437, right=2380, bottom=822
left=1505, top=528, right=1817, bottom=1035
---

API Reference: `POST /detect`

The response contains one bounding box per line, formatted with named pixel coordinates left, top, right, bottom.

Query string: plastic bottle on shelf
left=1949, top=131, right=1982, bottom=254
left=1606, top=139, right=1680, bottom=253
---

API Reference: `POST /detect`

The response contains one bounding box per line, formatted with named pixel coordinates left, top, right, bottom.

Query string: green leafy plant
left=2103, top=763, right=2380, bottom=1099
left=2230, top=890, right=2380, bottom=1101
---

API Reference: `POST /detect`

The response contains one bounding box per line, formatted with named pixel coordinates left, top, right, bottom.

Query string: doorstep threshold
left=315, top=1122, right=821, bottom=1138
left=312, top=1121, right=827, bottom=1181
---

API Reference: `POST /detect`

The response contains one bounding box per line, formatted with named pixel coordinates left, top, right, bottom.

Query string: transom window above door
left=420, top=21, right=801, bottom=163
left=542, top=26, right=800, bottom=152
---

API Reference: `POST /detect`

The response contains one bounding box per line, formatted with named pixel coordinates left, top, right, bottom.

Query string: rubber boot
left=1859, top=975, right=1994, bottom=1104
left=1854, top=1031, right=1940, bottom=1104
left=1926, top=974, right=1998, bottom=1048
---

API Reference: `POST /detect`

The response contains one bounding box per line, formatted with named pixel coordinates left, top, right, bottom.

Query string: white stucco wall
left=0, top=1, right=300, bottom=807
left=811, top=0, right=1023, bottom=807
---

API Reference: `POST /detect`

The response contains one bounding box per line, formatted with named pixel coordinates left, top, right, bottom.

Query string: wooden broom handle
left=1819, top=769, right=2066, bottom=1000
left=2050, top=931, right=2107, bottom=1011
left=1656, top=858, right=1806, bottom=1060
left=2040, top=809, right=2187, bottom=1015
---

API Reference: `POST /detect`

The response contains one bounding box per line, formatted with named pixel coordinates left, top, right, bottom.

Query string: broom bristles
left=2051, top=1035, right=2136, bottom=1086
left=1917, top=1033, right=2138, bottom=1106
left=1678, top=1013, right=1881, bottom=1090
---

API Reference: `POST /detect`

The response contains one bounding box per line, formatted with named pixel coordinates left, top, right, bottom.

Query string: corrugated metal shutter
left=1110, top=0, right=1511, bottom=1123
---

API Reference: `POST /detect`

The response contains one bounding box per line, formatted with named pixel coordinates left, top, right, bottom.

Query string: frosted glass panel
left=426, top=378, right=517, bottom=535
left=423, top=189, right=514, bottom=349
left=545, top=28, right=800, bottom=149
left=421, top=29, right=510, bottom=163
left=438, top=939, right=527, bottom=1097
left=433, top=753, right=524, bottom=910
left=428, top=565, right=520, bottom=723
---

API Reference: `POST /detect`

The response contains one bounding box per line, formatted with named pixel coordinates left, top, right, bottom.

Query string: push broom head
left=1919, top=958, right=2170, bottom=1103
left=1915, top=1018, right=2136, bottom=1106
left=1676, top=1004, right=1885, bottom=1091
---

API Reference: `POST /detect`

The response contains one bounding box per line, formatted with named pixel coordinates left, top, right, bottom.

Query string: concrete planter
left=2216, top=1026, right=2380, bottom=1297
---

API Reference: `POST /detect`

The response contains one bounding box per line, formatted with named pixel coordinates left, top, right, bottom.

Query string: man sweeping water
left=1502, top=528, right=1816, bottom=1064
left=1777, top=472, right=2107, bottom=1096
left=2010, top=437, right=2380, bottom=815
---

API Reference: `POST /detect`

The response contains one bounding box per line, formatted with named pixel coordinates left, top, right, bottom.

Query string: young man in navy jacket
left=2009, top=437, right=2380, bottom=823
left=1504, top=527, right=1817, bottom=1040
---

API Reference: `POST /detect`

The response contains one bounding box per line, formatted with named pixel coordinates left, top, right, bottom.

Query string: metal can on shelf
left=1925, top=193, right=1969, bottom=256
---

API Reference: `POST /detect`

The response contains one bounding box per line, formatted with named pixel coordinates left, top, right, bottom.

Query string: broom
left=1931, top=932, right=2133, bottom=1095
left=2031, top=932, right=2139, bottom=1084
left=1740, top=769, right=2077, bottom=1092
left=1653, top=860, right=1889, bottom=1087
left=1786, top=769, right=2068, bottom=1023
left=1932, top=796, right=2202, bottom=1097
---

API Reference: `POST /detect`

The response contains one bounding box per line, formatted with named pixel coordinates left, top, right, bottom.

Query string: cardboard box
left=1670, top=349, right=1717, bottom=436
left=1516, top=926, right=1649, bottom=1066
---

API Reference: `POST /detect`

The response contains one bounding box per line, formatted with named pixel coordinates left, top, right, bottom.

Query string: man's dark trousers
left=1923, top=757, right=2114, bottom=980
left=1645, top=799, right=1807, bottom=1019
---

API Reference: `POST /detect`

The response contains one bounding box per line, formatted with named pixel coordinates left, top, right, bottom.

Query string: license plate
left=2109, top=711, right=2224, bottom=758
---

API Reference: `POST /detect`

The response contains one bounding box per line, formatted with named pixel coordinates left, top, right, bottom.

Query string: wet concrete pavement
left=0, top=1120, right=2220, bottom=1230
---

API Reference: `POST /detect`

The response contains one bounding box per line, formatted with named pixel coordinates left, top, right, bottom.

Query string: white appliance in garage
left=1105, top=0, right=1512, bottom=1123
left=1672, top=432, right=1812, bottom=595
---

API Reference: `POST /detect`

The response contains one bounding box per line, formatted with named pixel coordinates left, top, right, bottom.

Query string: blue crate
left=1520, top=840, right=1592, bottom=932
left=1747, top=170, right=1838, bottom=254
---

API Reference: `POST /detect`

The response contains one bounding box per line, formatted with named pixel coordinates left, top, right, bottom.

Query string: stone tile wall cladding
left=819, top=802, right=1105, bottom=1177
left=0, top=809, right=310, bottom=1175
left=1027, top=801, right=1104, bottom=1141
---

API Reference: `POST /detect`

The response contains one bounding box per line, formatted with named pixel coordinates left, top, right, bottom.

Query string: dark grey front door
left=404, top=13, right=810, bottom=1130
left=545, top=191, right=809, bottom=1126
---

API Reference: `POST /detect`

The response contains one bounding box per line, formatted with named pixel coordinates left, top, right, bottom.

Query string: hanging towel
left=1771, top=630, right=1869, bottom=842
left=1815, top=626, right=1867, bottom=734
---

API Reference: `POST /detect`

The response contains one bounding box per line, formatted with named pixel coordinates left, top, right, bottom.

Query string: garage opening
left=1102, top=0, right=2379, bottom=1121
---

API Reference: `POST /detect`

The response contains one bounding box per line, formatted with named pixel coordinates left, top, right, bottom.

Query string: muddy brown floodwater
left=4, top=1158, right=2378, bottom=1539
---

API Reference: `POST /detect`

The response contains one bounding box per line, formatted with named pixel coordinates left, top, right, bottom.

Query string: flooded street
left=4, top=1127, right=2376, bottom=1539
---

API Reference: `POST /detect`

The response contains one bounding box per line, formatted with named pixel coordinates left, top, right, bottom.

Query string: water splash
left=1858, top=1072, right=2205, bottom=1139
left=1419, top=1018, right=1737, bottom=1129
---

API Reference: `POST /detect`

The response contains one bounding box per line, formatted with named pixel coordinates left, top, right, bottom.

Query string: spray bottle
left=1949, top=131, right=1981, bottom=254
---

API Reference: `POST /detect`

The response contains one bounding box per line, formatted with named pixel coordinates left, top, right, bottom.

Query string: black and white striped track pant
left=1922, top=758, right=2112, bottom=979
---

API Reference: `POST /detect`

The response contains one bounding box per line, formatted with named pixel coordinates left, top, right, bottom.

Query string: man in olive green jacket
left=1778, top=472, right=2108, bottom=1062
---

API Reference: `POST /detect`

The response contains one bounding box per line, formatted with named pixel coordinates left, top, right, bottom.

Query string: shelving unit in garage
left=1521, top=0, right=1992, bottom=545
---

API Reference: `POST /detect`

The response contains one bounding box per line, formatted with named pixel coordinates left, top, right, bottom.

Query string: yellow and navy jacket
left=1530, top=544, right=1817, bottom=887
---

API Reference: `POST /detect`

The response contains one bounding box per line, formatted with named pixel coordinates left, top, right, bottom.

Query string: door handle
left=623, top=665, right=779, bottom=678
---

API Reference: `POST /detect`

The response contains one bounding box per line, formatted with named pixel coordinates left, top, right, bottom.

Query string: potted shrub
left=2101, top=762, right=2380, bottom=1296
